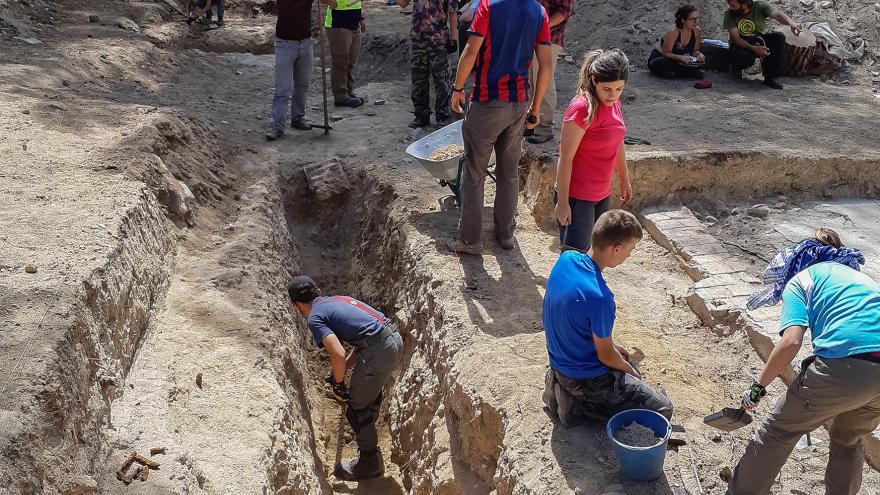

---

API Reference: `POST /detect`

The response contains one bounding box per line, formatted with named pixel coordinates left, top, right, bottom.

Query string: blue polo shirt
left=307, top=296, right=387, bottom=347
left=543, top=251, right=616, bottom=379
left=780, top=262, right=880, bottom=358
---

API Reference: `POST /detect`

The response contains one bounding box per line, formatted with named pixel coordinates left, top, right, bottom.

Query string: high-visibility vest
left=324, top=0, right=362, bottom=28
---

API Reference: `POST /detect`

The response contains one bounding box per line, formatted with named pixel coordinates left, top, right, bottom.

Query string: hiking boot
left=763, top=78, right=784, bottom=90
left=526, top=134, right=552, bottom=145
left=497, top=235, right=515, bottom=250
left=349, top=92, right=365, bottom=103
left=215, top=19, right=224, bottom=27
left=444, top=238, right=483, bottom=255
left=265, top=128, right=283, bottom=141
left=334, top=449, right=384, bottom=481
left=409, top=116, right=431, bottom=129
left=291, top=118, right=312, bottom=131
left=335, top=96, right=364, bottom=108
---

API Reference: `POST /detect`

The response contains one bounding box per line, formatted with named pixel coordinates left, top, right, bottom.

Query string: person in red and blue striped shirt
left=446, top=0, right=552, bottom=254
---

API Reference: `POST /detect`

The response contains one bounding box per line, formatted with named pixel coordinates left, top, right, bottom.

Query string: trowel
left=703, top=407, right=753, bottom=431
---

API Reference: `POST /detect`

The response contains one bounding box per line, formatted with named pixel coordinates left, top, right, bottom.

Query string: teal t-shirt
left=722, top=0, right=774, bottom=36
left=780, top=262, right=880, bottom=358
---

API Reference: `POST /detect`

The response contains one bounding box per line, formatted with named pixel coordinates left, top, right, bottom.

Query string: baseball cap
left=287, top=276, right=320, bottom=302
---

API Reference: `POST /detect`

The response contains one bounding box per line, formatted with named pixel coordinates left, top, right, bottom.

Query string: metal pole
left=317, top=0, right=330, bottom=135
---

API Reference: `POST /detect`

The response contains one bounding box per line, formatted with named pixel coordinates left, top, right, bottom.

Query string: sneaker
left=409, top=116, right=431, bottom=129
left=348, top=92, right=365, bottom=103
left=215, top=19, right=224, bottom=27
left=444, top=238, right=483, bottom=255
left=291, top=118, right=312, bottom=131
left=265, top=128, right=283, bottom=141
left=763, top=78, right=784, bottom=90
left=334, top=96, right=364, bottom=108
left=334, top=449, right=384, bottom=481
left=526, top=134, right=553, bottom=145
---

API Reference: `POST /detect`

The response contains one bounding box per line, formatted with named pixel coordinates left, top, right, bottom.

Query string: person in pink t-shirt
left=554, top=49, right=633, bottom=252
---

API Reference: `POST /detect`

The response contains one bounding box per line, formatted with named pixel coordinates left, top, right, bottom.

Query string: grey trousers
left=272, top=37, right=314, bottom=130
left=543, top=367, right=673, bottom=426
left=347, top=329, right=403, bottom=452
left=527, top=43, right=562, bottom=139
left=458, top=100, right=528, bottom=245
left=728, top=356, right=880, bottom=495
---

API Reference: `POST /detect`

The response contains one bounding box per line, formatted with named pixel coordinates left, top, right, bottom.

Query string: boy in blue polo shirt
left=728, top=229, right=880, bottom=494
left=542, top=210, right=673, bottom=425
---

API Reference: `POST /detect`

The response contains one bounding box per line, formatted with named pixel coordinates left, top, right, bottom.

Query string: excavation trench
left=279, top=165, right=505, bottom=494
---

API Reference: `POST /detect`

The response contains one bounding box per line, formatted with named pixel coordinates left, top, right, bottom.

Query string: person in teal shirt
left=728, top=229, right=880, bottom=494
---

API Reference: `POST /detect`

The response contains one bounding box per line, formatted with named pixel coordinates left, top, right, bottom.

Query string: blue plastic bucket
left=606, top=409, right=671, bottom=481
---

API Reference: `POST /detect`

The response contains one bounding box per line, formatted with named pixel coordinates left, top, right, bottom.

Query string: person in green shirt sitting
left=723, top=0, right=801, bottom=89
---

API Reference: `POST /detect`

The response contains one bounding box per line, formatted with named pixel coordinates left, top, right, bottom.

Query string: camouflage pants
left=411, top=39, right=451, bottom=121
left=543, top=367, right=673, bottom=426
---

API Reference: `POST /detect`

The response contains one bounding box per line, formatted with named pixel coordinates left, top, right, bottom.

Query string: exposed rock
left=747, top=205, right=770, bottom=218
left=61, top=475, right=98, bottom=495
left=25, top=265, right=37, bottom=273
left=13, top=36, right=42, bottom=46
left=303, top=158, right=349, bottom=201
left=88, top=14, right=100, bottom=23
left=115, top=17, right=140, bottom=33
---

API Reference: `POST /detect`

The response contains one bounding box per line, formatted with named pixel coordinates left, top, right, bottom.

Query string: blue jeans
left=272, top=37, right=314, bottom=130
left=553, top=191, right=611, bottom=252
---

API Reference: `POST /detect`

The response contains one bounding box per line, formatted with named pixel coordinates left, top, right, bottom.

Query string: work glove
left=325, top=372, right=350, bottom=403
left=741, top=380, right=766, bottom=410
left=446, top=39, right=458, bottom=54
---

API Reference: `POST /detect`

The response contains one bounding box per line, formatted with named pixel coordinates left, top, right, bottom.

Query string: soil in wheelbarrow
left=615, top=422, right=662, bottom=447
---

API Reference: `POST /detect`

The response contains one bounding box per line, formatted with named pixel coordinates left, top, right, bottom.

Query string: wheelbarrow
left=405, top=120, right=496, bottom=205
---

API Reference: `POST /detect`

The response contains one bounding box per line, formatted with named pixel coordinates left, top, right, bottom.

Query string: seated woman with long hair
left=648, top=5, right=705, bottom=79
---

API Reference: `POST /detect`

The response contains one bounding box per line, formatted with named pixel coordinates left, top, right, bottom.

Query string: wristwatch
left=453, top=86, right=464, bottom=93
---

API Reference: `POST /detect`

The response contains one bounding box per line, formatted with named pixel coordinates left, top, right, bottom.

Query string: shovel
left=704, top=407, right=753, bottom=432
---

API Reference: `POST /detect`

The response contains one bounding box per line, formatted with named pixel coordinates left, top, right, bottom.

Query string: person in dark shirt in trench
left=288, top=276, right=404, bottom=481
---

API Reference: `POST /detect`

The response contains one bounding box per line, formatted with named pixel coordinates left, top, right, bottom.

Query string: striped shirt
left=468, top=0, right=551, bottom=103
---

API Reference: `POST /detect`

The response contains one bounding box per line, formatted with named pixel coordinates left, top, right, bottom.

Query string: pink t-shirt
left=562, top=95, right=626, bottom=201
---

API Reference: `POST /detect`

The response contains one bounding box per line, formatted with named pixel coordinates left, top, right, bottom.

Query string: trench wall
left=0, top=187, right=175, bottom=494
left=520, top=150, right=880, bottom=225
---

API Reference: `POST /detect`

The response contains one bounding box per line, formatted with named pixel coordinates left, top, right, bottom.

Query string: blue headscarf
left=746, top=239, right=865, bottom=310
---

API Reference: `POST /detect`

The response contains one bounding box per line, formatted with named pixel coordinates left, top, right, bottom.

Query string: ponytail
left=575, top=48, right=630, bottom=126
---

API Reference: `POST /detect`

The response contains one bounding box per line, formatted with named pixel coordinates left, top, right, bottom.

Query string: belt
left=852, top=351, right=880, bottom=363
left=355, top=323, right=397, bottom=349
